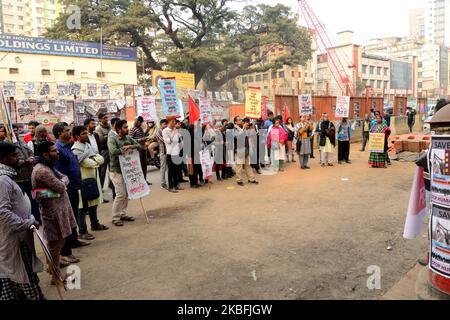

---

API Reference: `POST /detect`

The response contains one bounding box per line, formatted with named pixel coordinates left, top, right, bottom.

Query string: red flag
left=403, top=166, right=428, bottom=239
left=188, top=95, right=200, bottom=125
left=261, top=96, right=268, bottom=121
left=283, top=104, right=291, bottom=124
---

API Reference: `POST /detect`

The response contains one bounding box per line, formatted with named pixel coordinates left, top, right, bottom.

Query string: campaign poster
left=299, top=94, right=313, bottom=116
left=430, top=204, right=450, bottom=279
left=160, top=79, right=181, bottom=117
left=335, top=96, right=350, bottom=118
left=135, top=86, right=144, bottom=97
left=74, top=100, right=85, bottom=114
left=39, top=83, right=50, bottom=96
left=199, top=96, right=214, bottom=125
left=3, top=81, right=16, bottom=97
left=69, top=83, right=81, bottom=96
left=214, top=92, right=221, bottom=101
left=36, top=99, right=50, bottom=113
left=245, top=87, right=262, bottom=119
left=431, top=136, right=450, bottom=207
left=54, top=99, right=67, bottom=114
left=137, top=96, right=158, bottom=121
left=87, top=84, right=97, bottom=98
left=227, top=92, right=234, bottom=101
left=106, top=100, right=118, bottom=113
left=119, top=150, right=150, bottom=200
left=23, top=82, right=36, bottom=97
left=57, top=83, right=69, bottom=96
left=101, top=84, right=110, bottom=97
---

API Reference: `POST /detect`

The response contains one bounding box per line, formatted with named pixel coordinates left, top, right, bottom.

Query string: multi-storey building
left=410, top=8, right=426, bottom=39
left=0, top=0, right=63, bottom=37
left=426, top=0, right=450, bottom=46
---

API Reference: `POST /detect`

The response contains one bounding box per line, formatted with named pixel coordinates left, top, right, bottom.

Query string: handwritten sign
left=137, top=96, right=158, bottom=121
left=368, top=133, right=385, bottom=153
left=199, top=149, right=213, bottom=180
left=160, top=79, right=181, bottom=116
left=335, top=96, right=350, bottom=118
left=199, top=97, right=214, bottom=125
left=299, top=94, right=313, bottom=116
left=119, top=150, right=150, bottom=200
left=245, top=87, right=262, bottom=119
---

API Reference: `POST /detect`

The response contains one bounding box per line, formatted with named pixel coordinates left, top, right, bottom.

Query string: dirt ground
left=39, top=145, right=427, bottom=300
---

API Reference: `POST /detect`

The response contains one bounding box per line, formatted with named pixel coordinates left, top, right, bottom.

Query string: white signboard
left=335, top=96, right=350, bottom=118
left=299, top=94, right=313, bottom=116
left=199, top=96, right=214, bottom=125
left=136, top=96, right=158, bottom=121
left=199, top=149, right=213, bottom=180
left=119, top=150, right=150, bottom=200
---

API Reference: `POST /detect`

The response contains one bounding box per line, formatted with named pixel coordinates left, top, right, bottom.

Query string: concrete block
left=408, top=140, right=421, bottom=153
left=394, top=140, right=403, bottom=152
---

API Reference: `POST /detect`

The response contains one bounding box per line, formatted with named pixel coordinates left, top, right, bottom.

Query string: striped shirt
left=156, top=128, right=166, bottom=155
left=129, top=126, right=146, bottom=145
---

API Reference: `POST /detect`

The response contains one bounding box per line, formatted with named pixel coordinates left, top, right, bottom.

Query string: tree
left=46, top=1, right=312, bottom=89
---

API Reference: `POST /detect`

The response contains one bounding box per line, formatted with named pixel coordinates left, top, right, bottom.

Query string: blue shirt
left=265, top=119, right=273, bottom=130
left=55, top=140, right=82, bottom=191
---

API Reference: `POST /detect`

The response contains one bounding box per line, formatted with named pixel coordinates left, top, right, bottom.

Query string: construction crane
left=298, top=0, right=355, bottom=96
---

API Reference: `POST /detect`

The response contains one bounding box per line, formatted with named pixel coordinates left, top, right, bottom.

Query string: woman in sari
left=267, top=118, right=288, bottom=172
left=369, top=114, right=391, bottom=168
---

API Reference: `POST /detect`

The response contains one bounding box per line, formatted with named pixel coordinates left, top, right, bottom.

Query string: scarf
left=72, top=141, right=97, bottom=164
left=0, top=163, right=17, bottom=178
left=34, top=156, right=63, bottom=178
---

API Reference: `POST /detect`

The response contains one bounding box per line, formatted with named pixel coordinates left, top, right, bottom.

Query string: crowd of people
left=0, top=107, right=396, bottom=300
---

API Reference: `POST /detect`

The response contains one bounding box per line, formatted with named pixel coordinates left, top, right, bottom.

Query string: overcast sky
left=235, top=0, right=426, bottom=44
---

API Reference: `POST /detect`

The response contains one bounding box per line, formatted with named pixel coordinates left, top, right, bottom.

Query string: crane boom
left=298, top=0, right=355, bottom=96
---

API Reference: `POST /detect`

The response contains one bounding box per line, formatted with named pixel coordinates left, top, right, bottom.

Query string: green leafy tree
left=46, top=1, right=311, bottom=89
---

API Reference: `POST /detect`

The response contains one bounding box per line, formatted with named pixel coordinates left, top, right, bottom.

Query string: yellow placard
left=368, top=133, right=385, bottom=153
left=244, top=87, right=262, bottom=119
left=152, top=70, right=195, bottom=97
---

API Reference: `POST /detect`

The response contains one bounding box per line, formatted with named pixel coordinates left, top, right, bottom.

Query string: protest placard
left=335, top=96, right=350, bottom=118
left=160, top=79, right=181, bottom=117
left=368, top=133, right=385, bottom=153
left=199, top=149, right=213, bottom=180
left=245, top=87, right=262, bottom=119
left=299, top=94, right=313, bottom=116
left=119, top=150, right=150, bottom=200
left=137, top=96, right=158, bottom=121
left=199, top=96, right=214, bottom=125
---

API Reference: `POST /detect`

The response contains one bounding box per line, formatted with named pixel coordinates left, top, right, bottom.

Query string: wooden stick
left=140, top=198, right=150, bottom=224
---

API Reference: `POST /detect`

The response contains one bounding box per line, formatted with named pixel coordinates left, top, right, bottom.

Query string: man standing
left=12, top=124, right=41, bottom=224
left=27, top=125, right=49, bottom=154
left=0, top=125, right=7, bottom=143
left=23, top=121, right=40, bottom=144
left=129, top=116, right=151, bottom=185
left=314, top=114, right=325, bottom=163
left=95, top=113, right=111, bottom=191
left=72, top=126, right=109, bottom=240
left=360, top=114, right=371, bottom=152
left=32, top=141, right=78, bottom=284
left=234, top=117, right=258, bottom=186
left=156, top=119, right=169, bottom=189
left=163, top=117, right=183, bottom=193
left=84, top=118, right=100, bottom=154
left=307, top=114, right=315, bottom=159
left=108, top=120, right=141, bottom=227
left=0, top=142, right=44, bottom=300
left=53, top=122, right=88, bottom=265
left=406, top=107, right=417, bottom=133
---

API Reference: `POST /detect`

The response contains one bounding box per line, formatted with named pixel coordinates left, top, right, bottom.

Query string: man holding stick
left=0, top=142, right=45, bottom=300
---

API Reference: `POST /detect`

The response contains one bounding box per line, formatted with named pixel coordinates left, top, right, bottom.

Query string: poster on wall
left=36, top=98, right=50, bottom=113
left=3, top=81, right=16, bottom=97
left=39, top=83, right=50, bottom=96
left=87, top=84, right=97, bottom=97
left=135, top=86, right=144, bottom=97
left=124, top=85, right=133, bottom=97
left=119, top=150, right=150, bottom=200
left=220, top=92, right=228, bottom=101
left=431, top=136, right=450, bottom=207
left=101, top=84, right=110, bottom=97
left=299, top=94, right=313, bottom=116
left=199, top=96, right=214, bottom=125
left=54, top=99, right=67, bottom=114
left=35, top=113, right=59, bottom=126
left=214, top=92, right=221, bottom=101
left=106, top=100, right=118, bottom=113
left=430, top=204, right=450, bottom=279
left=69, top=83, right=81, bottom=96
left=244, top=87, right=262, bottom=119
left=16, top=99, right=32, bottom=116
left=136, top=96, right=158, bottom=121
left=227, top=92, right=234, bottom=101
left=335, top=96, right=350, bottom=118
left=74, top=100, right=85, bottom=114
left=23, top=82, right=36, bottom=97
left=159, top=79, right=181, bottom=117
left=57, top=83, right=69, bottom=96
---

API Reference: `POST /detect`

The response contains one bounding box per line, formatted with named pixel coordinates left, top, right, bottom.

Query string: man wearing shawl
left=72, top=126, right=109, bottom=241
left=369, top=114, right=391, bottom=168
